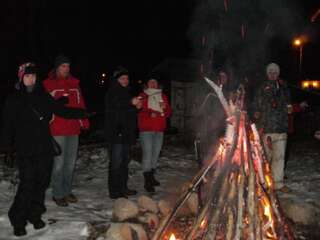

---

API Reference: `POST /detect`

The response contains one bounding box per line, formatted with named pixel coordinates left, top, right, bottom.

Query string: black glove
left=56, top=96, right=69, bottom=105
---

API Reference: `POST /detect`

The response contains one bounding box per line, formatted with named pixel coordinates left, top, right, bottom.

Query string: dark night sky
left=0, top=0, right=319, bottom=100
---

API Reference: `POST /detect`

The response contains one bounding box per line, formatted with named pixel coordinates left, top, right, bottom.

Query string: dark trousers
left=108, top=144, right=131, bottom=195
left=8, top=155, right=53, bottom=228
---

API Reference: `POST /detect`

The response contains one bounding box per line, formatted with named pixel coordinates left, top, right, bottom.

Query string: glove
left=56, top=96, right=69, bottom=105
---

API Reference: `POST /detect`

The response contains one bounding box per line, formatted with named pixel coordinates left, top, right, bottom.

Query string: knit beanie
left=266, top=63, right=280, bottom=74
left=54, top=55, right=71, bottom=69
left=16, top=62, right=37, bottom=90
left=112, top=66, right=129, bottom=80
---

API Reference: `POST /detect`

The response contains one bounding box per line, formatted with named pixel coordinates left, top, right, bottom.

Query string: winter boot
left=150, top=168, right=160, bottom=186
left=32, top=219, right=46, bottom=230
left=109, top=169, right=127, bottom=199
left=13, top=227, right=27, bottom=237
left=143, top=171, right=155, bottom=193
left=122, top=167, right=137, bottom=196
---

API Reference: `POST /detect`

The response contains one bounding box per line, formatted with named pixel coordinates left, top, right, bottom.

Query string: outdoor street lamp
left=293, top=37, right=303, bottom=76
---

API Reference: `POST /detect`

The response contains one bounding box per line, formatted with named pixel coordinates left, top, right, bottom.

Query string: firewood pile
left=150, top=78, right=295, bottom=240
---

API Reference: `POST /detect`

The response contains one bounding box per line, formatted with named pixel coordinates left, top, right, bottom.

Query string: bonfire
left=152, top=77, right=294, bottom=240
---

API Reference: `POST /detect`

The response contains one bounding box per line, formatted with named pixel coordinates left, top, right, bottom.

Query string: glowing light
left=102, top=73, right=106, bottom=77
left=302, top=81, right=309, bottom=88
left=293, top=38, right=301, bottom=46
left=312, top=81, right=319, bottom=88
left=200, top=219, right=207, bottom=229
left=169, top=233, right=177, bottom=240
left=265, top=175, right=272, bottom=188
left=263, top=201, right=272, bottom=221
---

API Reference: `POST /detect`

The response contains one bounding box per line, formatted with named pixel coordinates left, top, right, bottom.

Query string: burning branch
left=151, top=79, right=295, bottom=240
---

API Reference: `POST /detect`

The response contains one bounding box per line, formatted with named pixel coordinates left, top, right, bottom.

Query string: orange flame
left=261, top=197, right=277, bottom=239
left=265, top=174, right=272, bottom=188
left=169, top=233, right=177, bottom=240
left=200, top=219, right=207, bottom=229
left=264, top=202, right=272, bottom=221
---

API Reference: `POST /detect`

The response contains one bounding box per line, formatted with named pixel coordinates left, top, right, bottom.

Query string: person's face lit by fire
left=147, top=79, right=159, bottom=89
left=218, top=71, right=228, bottom=86
left=267, top=70, right=279, bottom=81
left=56, top=63, right=70, bottom=78
left=23, top=73, right=36, bottom=86
left=117, top=74, right=129, bottom=87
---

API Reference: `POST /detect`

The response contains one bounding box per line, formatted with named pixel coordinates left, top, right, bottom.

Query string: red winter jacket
left=43, top=72, right=90, bottom=136
left=138, top=92, right=172, bottom=132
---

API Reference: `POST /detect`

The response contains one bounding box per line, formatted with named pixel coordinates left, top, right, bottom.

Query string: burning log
left=151, top=77, right=295, bottom=240
left=234, top=166, right=245, bottom=240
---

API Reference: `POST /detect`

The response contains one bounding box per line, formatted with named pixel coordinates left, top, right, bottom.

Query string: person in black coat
left=0, top=63, right=88, bottom=237
left=104, top=66, right=142, bottom=199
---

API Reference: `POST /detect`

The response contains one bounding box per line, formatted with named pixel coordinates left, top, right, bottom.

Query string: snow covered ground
left=0, top=138, right=198, bottom=240
left=0, top=135, right=319, bottom=239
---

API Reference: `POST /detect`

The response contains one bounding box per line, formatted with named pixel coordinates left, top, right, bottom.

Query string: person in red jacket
left=43, top=55, right=90, bottom=206
left=138, top=78, right=172, bottom=192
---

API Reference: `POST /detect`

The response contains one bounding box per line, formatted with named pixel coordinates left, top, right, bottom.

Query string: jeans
left=108, top=143, right=131, bottom=195
left=51, top=135, right=79, bottom=198
left=263, top=133, right=287, bottom=189
left=140, top=132, right=164, bottom=172
left=109, top=144, right=130, bottom=171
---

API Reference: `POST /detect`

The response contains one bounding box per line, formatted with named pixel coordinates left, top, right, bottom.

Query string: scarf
left=144, top=88, right=163, bottom=113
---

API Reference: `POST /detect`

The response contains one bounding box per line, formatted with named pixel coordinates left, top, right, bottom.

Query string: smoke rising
left=188, top=0, right=302, bottom=81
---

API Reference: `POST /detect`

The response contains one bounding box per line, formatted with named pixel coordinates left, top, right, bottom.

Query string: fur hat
left=266, top=63, right=280, bottom=74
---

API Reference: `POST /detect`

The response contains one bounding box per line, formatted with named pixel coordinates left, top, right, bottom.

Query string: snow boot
left=150, top=168, right=160, bottom=186
left=108, top=170, right=127, bottom=199
left=143, top=171, right=155, bottom=193
left=13, top=227, right=27, bottom=237
left=52, top=197, right=68, bottom=207
left=32, top=219, right=46, bottom=230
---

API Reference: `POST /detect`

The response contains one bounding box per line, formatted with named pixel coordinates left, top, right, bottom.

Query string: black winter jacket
left=104, top=82, right=137, bottom=144
left=0, top=87, right=86, bottom=157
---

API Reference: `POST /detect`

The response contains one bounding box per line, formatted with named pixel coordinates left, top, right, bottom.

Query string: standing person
left=138, top=78, right=172, bottom=192
left=0, top=63, right=88, bottom=236
left=195, top=69, right=230, bottom=165
left=104, top=66, right=141, bottom=199
left=253, top=63, right=292, bottom=193
left=43, top=55, right=90, bottom=206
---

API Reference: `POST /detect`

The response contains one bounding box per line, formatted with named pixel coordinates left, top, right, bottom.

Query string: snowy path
left=0, top=137, right=319, bottom=239
left=0, top=142, right=198, bottom=239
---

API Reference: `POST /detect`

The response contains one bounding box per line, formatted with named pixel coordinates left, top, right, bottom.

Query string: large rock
left=105, top=223, right=148, bottom=240
left=113, top=198, right=139, bottom=222
left=158, top=200, right=172, bottom=216
left=280, top=197, right=320, bottom=225
left=138, top=195, right=159, bottom=213
left=138, top=212, right=160, bottom=229
left=127, top=224, right=148, bottom=240
left=187, top=192, right=199, bottom=215
left=105, top=223, right=132, bottom=240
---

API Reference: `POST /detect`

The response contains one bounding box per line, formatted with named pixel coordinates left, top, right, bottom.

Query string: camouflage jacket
left=253, top=79, right=291, bottom=133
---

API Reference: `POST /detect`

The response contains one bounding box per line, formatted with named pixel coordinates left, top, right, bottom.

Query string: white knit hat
left=266, top=63, right=280, bottom=74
